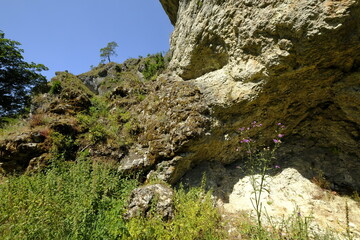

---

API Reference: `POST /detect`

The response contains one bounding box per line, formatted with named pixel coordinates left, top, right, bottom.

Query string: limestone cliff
left=160, top=0, right=360, bottom=192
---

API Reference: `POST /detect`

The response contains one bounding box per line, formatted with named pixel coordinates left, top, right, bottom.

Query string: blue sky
left=0, top=0, right=173, bottom=80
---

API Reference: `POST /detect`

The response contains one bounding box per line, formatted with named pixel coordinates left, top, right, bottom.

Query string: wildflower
left=258, top=123, right=263, bottom=127
left=278, top=134, right=284, bottom=138
left=252, top=121, right=257, bottom=124
left=277, top=122, right=282, bottom=126
left=239, top=127, right=245, bottom=132
left=273, top=139, right=281, bottom=143
left=275, top=165, right=280, bottom=169
left=240, top=138, right=250, bottom=143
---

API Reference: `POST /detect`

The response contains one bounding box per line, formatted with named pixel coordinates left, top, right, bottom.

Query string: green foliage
left=0, top=154, right=224, bottom=239
left=76, top=96, right=138, bottom=146
left=49, top=80, right=62, bottom=95
left=0, top=154, right=138, bottom=240
left=142, top=53, right=165, bottom=80
left=100, top=41, right=118, bottom=63
left=50, top=131, right=76, bottom=161
left=0, top=30, right=48, bottom=116
left=237, top=209, right=336, bottom=240
left=77, top=97, right=117, bottom=145
left=126, top=184, right=224, bottom=240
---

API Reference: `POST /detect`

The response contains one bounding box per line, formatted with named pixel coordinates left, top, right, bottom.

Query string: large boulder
left=158, top=0, right=360, bottom=192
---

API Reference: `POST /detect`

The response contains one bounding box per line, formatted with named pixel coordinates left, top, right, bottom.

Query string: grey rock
left=158, top=0, right=360, bottom=192
left=125, top=184, right=174, bottom=220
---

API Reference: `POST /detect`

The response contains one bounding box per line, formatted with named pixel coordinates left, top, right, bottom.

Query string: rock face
left=125, top=184, right=174, bottom=220
left=224, top=168, right=360, bottom=239
left=159, top=0, right=360, bottom=192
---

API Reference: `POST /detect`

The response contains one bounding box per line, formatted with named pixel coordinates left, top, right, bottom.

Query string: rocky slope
left=159, top=0, right=360, bottom=193
left=1, top=0, right=360, bottom=237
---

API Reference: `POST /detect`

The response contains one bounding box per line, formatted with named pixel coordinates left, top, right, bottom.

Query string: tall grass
left=0, top=152, right=137, bottom=240
left=126, top=184, right=224, bottom=240
left=0, top=153, right=225, bottom=239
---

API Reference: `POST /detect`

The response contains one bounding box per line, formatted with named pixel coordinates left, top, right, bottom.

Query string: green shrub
left=142, top=53, right=165, bottom=80
left=50, top=131, right=76, bottom=160
left=77, top=97, right=121, bottom=145
left=0, top=153, right=138, bottom=240
left=49, top=80, right=62, bottom=95
left=126, top=184, right=225, bottom=240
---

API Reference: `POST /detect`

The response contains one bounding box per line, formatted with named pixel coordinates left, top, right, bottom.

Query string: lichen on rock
left=159, top=0, right=360, bottom=192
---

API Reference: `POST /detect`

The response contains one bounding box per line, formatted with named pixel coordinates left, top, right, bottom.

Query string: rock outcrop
left=125, top=183, right=174, bottom=220
left=159, top=0, right=360, bottom=192
left=224, top=168, right=360, bottom=239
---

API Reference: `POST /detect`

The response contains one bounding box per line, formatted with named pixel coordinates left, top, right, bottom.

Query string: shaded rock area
left=158, top=0, right=360, bottom=193
left=179, top=163, right=360, bottom=238
left=0, top=130, right=50, bottom=173
left=125, top=183, right=174, bottom=220
left=223, top=168, right=360, bottom=239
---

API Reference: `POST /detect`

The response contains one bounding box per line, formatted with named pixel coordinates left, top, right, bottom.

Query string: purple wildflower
left=278, top=134, right=284, bottom=138
left=275, top=165, right=280, bottom=169
left=252, top=121, right=257, bottom=124
left=239, top=127, right=245, bottom=131
left=258, top=123, right=263, bottom=127
left=277, top=123, right=282, bottom=126
left=240, top=138, right=250, bottom=143
left=273, top=139, right=281, bottom=143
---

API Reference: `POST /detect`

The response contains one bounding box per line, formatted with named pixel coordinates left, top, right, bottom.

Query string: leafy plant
left=126, top=182, right=224, bottom=239
left=77, top=97, right=119, bottom=145
left=238, top=121, right=284, bottom=229
left=0, top=153, right=138, bottom=240
left=49, top=80, right=62, bottom=95
left=50, top=131, right=76, bottom=161
left=142, top=53, right=165, bottom=80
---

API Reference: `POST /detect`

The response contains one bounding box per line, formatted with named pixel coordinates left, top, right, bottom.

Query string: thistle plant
left=238, top=121, right=285, bottom=229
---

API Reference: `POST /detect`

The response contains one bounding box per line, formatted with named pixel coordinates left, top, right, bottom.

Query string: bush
left=0, top=153, right=138, bottom=240
left=0, top=157, right=226, bottom=240
left=126, top=184, right=225, bottom=239
left=77, top=97, right=121, bottom=145
left=142, top=53, right=165, bottom=80
left=49, top=80, right=62, bottom=95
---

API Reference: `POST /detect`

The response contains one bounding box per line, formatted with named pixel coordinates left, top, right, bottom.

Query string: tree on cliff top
left=0, top=30, right=48, bottom=117
left=100, top=41, right=118, bottom=63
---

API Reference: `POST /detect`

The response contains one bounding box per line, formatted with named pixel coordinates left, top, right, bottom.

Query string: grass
left=0, top=152, right=137, bottom=240
left=0, top=152, right=225, bottom=239
left=0, top=117, right=29, bottom=141
left=126, top=184, right=224, bottom=240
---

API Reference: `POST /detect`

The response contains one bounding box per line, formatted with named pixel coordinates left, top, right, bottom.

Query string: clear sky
left=0, top=0, right=174, bottom=80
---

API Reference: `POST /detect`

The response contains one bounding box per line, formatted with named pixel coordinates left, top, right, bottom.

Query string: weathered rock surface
left=125, top=183, right=174, bottom=220
left=158, top=0, right=360, bottom=192
left=0, top=130, right=49, bottom=173
left=223, top=168, right=360, bottom=239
